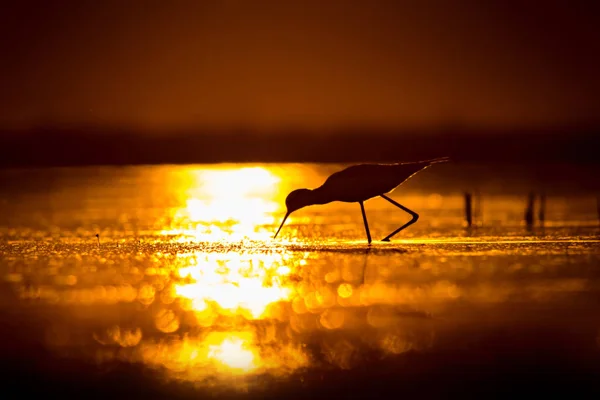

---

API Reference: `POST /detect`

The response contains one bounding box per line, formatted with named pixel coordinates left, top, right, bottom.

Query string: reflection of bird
left=274, top=157, right=450, bottom=244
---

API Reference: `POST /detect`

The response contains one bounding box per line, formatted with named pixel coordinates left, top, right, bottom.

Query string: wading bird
left=274, top=157, right=450, bottom=244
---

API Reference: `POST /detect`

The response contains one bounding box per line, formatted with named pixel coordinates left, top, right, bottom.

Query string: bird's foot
left=381, top=238, right=391, bottom=242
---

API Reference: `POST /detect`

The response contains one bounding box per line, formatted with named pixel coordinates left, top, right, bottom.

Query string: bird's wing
left=321, top=164, right=401, bottom=200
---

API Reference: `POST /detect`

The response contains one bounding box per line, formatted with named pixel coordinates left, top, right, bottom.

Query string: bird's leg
left=380, top=194, right=419, bottom=242
left=359, top=201, right=372, bottom=245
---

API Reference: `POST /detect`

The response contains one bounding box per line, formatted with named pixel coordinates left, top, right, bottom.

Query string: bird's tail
left=421, top=156, right=451, bottom=164
left=394, top=156, right=451, bottom=166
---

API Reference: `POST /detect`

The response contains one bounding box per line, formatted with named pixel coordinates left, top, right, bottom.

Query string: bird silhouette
left=274, top=157, right=450, bottom=244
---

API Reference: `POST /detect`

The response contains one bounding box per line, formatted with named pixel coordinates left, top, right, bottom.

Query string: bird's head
left=285, top=188, right=313, bottom=214
left=274, top=188, right=314, bottom=238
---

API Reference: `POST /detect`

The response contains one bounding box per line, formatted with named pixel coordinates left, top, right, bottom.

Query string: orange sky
left=1, top=0, right=599, bottom=131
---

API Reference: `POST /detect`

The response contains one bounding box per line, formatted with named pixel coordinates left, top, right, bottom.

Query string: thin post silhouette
left=464, top=192, right=473, bottom=228
left=538, top=193, right=546, bottom=227
left=525, top=193, right=535, bottom=230
left=96, top=233, right=100, bottom=248
left=475, top=191, right=483, bottom=227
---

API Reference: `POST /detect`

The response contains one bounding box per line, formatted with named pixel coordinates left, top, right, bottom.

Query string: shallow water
left=0, top=164, right=599, bottom=398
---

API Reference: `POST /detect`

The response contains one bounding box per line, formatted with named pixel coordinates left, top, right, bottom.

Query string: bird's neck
left=309, top=187, right=333, bottom=205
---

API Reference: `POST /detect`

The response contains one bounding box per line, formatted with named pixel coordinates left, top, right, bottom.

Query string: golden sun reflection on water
left=161, top=166, right=283, bottom=241
left=207, top=333, right=257, bottom=372
left=136, top=249, right=309, bottom=382
left=134, top=329, right=309, bottom=384
left=174, top=252, right=297, bottom=319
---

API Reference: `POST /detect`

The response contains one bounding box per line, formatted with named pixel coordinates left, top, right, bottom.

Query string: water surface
left=1, top=164, right=599, bottom=398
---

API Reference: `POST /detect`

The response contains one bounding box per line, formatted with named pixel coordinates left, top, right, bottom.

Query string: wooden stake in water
left=464, top=192, right=473, bottom=228
left=538, top=193, right=546, bottom=226
left=96, top=233, right=100, bottom=248
left=475, top=191, right=483, bottom=228
left=525, top=193, right=535, bottom=229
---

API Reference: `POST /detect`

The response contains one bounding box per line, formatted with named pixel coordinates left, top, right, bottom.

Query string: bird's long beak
left=274, top=211, right=290, bottom=239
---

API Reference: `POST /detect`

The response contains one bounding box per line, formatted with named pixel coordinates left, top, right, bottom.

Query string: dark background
left=1, top=0, right=599, bottom=166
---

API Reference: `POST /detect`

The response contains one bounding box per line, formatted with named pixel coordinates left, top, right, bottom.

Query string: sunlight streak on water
left=173, top=252, right=297, bottom=319
left=160, top=166, right=283, bottom=241
left=131, top=330, right=309, bottom=384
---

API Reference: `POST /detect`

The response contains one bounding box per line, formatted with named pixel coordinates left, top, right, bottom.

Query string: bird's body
left=274, top=157, right=449, bottom=243
left=313, top=161, right=436, bottom=203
